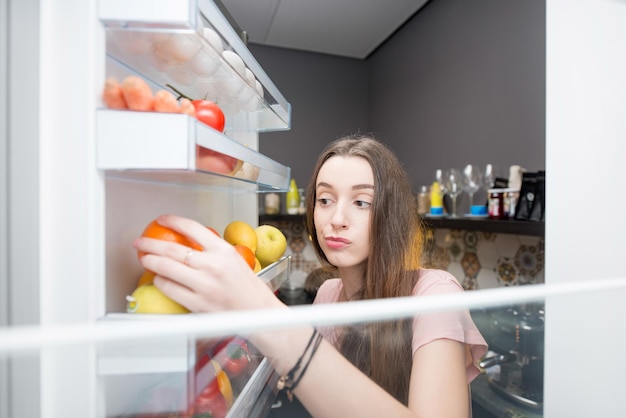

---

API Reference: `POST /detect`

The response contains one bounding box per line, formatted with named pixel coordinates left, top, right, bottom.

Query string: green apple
left=255, top=224, right=287, bottom=267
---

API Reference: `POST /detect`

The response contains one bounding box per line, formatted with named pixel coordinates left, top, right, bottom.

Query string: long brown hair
left=305, top=134, right=424, bottom=404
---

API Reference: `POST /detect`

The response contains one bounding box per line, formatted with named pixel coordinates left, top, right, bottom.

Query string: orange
left=223, top=221, right=257, bottom=253
left=234, top=244, right=255, bottom=270
left=207, top=226, right=220, bottom=238
left=137, top=219, right=203, bottom=260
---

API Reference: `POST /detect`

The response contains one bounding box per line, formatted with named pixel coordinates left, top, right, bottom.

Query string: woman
left=134, top=134, right=487, bottom=418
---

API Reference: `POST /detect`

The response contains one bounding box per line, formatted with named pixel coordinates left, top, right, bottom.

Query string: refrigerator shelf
left=97, top=109, right=291, bottom=192
left=98, top=0, right=291, bottom=132
left=99, top=336, right=273, bottom=417
left=97, top=256, right=289, bottom=416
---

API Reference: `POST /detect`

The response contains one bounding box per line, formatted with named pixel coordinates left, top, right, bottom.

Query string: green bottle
left=286, top=179, right=300, bottom=214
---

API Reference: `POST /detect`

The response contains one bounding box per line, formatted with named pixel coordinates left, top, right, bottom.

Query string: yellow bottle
left=430, top=181, right=443, bottom=215
left=286, top=179, right=300, bottom=214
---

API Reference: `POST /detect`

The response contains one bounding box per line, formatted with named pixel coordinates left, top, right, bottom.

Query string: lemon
left=126, top=284, right=190, bottom=314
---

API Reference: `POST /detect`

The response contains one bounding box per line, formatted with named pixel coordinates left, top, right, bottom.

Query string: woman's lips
left=325, top=236, right=350, bottom=250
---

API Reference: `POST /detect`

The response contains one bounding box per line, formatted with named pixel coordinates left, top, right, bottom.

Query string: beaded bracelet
left=276, top=328, right=323, bottom=400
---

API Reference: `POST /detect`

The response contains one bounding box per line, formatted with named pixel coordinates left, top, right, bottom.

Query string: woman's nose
left=330, top=203, right=348, bottom=230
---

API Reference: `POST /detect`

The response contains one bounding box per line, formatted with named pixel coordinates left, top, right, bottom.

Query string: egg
left=189, top=47, right=220, bottom=76
left=222, top=50, right=246, bottom=77
left=203, top=28, right=224, bottom=55
left=244, top=68, right=256, bottom=87
left=255, top=80, right=264, bottom=98
left=156, top=34, right=201, bottom=64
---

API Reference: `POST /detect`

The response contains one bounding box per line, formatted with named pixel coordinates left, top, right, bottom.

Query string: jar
left=417, top=185, right=430, bottom=215
left=265, top=193, right=280, bottom=215
left=488, top=188, right=506, bottom=219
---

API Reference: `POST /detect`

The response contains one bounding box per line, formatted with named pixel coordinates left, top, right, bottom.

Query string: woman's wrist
left=248, top=326, right=318, bottom=376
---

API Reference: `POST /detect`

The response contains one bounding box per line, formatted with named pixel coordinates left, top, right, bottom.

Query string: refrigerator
left=2, top=0, right=293, bottom=416
left=3, top=0, right=626, bottom=417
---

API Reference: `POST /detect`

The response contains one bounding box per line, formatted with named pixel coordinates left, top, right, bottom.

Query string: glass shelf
left=98, top=0, right=291, bottom=132
left=97, top=109, right=291, bottom=192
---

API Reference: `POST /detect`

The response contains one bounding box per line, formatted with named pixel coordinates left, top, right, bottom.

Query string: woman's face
left=314, top=156, right=374, bottom=270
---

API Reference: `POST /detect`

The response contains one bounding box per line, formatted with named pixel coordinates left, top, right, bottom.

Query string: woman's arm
left=409, top=338, right=470, bottom=417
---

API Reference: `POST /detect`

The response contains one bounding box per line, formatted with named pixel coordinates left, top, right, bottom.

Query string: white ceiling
left=219, top=0, right=430, bottom=59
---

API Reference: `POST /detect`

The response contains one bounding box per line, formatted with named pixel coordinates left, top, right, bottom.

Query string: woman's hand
left=132, top=214, right=284, bottom=313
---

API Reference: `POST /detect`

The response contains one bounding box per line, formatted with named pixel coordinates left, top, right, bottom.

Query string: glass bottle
left=286, top=179, right=300, bottom=214
left=417, top=185, right=430, bottom=215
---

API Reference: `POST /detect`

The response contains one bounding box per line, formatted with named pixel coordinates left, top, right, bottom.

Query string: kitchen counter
left=471, top=374, right=543, bottom=418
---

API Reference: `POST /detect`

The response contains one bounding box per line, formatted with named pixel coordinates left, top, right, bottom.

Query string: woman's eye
left=317, top=198, right=332, bottom=206
left=355, top=200, right=372, bottom=208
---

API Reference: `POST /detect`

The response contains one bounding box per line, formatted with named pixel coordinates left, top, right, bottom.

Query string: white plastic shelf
left=98, top=0, right=291, bottom=132
left=96, top=109, right=291, bottom=191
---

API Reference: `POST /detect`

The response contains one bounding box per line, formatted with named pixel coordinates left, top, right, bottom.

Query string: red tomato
left=192, top=100, right=225, bottom=132
left=196, top=145, right=240, bottom=175
left=194, top=381, right=228, bottom=418
left=211, top=337, right=251, bottom=378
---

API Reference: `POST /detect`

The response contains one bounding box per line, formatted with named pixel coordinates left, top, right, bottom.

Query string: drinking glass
left=445, top=168, right=463, bottom=218
left=483, top=163, right=496, bottom=190
left=462, top=164, right=482, bottom=208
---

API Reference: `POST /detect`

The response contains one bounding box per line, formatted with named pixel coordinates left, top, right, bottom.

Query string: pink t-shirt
left=313, top=268, right=488, bottom=382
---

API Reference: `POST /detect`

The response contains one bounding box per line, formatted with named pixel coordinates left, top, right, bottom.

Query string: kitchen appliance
left=477, top=303, right=545, bottom=410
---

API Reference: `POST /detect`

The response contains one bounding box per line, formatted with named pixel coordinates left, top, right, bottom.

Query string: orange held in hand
left=234, top=244, right=255, bottom=270
left=138, top=219, right=203, bottom=260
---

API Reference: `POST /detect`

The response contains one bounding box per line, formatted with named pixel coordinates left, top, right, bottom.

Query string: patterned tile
left=482, top=232, right=496, bottom=242
left=514, top=244, right=544, bottom=278
left=463, top=231, right=480, bottom=251
left=462, top=275, right=478, bottom=290
left=461, top=251, right=481, bottom=278
left=496, top=256, right=518, bottom=286
left=447, top=237, right=464, bottom=261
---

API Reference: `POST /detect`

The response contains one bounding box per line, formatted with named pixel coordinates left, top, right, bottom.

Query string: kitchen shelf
left=259, top=214, right=545, bottom=237
left=422, top=216, right=544, bottom=237
left=97, top=109, right=291, bottom=191
left=98, top=0, right=291, bottom=132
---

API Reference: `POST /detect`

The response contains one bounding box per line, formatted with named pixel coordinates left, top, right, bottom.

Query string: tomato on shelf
left=192, top=100, right=225, bottom=132
left=210, top=337, right=251, bottom=378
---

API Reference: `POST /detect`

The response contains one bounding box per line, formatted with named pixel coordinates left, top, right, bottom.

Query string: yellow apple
left=126, top=284, right=190, bottom=314
left=255, top=224, right=287, bottom=267
left=253, top=257, right=262, bottom=273
left=223, top=220, right=258, bottom=253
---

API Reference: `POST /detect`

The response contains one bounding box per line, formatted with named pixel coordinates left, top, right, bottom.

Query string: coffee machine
left=477, top=303, right=545, bottom=410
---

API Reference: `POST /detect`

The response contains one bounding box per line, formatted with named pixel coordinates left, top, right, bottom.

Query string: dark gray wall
left=250, top=45, right=369, bottom=189
left=253, top=0, right=545, bottom=210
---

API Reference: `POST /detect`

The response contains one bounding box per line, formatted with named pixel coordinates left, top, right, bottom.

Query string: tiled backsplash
left=264, top=218, right=545, bottom=291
